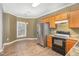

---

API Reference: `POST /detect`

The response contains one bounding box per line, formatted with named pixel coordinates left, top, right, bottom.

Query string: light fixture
left=32, top=2, right=40, bottom=7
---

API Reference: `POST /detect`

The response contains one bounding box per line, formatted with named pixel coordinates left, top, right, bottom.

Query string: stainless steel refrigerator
left=37, top=23, right=50, bottom=47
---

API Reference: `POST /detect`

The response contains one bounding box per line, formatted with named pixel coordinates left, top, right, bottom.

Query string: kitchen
left=0, top=3, right=79, bottom=56
left=37, top=3, right=79, bottom=56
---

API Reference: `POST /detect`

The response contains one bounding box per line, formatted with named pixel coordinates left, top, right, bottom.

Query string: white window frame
left=17, top=21, right=28, bottom=38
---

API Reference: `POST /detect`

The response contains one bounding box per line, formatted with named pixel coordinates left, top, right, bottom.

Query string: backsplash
left=50, top=22, right=79, bottom=39
left=50, top=29, right=56, bottom=35
left=70, top=29, right=79, bottom=39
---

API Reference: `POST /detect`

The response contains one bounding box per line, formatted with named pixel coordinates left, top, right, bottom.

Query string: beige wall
left=17, top=17, right=37, bottom=38
left=3, top=13, right=38, bottom=43
left=3, top=13, right=17, bottom=43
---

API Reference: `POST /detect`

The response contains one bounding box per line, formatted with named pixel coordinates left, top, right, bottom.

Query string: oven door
left=52, top=37, right=66, bottom=55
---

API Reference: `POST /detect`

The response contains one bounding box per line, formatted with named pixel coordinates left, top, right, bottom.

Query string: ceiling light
left=32, top=2, right=40, bottom=7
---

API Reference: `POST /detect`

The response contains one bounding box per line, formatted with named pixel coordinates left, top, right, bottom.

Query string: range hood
left=55, top=20, right=68, bottom=24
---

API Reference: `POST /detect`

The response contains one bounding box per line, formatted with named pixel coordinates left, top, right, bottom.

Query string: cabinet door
left=55, top=13, right=68, bottom=21
left=66, top=39, right=76, bottom=53
left=49, top=16, right=56, bottom=28
left=47, top=36, right=52, bottom=48
left=41, top=17, right=49, bottom=23
left=69, top=10, right=79, bottom=28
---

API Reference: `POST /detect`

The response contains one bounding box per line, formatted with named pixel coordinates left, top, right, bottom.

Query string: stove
left=52, top=31, right=70, bottom=56
left=54, top=31, right=70, bottom=39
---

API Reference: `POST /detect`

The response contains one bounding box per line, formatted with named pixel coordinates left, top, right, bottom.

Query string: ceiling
left=2, top=3, right=74, bottom=18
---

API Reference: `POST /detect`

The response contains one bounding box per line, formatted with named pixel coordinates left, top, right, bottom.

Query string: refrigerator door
left=37, top=23, right=49, bottom=47
left=43, top=23, right=49, bottom=47
left=43, top=23, right=49, bottom=36
left=37, top=23, right=43, bottom=46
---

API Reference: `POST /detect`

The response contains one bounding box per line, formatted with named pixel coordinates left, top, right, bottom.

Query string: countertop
left=69, top=37, right=79, bottom=41
left=48, top=34, right=79, bottom=41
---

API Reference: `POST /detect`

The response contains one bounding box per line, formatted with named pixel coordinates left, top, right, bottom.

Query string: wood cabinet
left=55, top=13, right=68, bottom=21
left=41, top=16, right=56, bottom=28
left=49, top=16, right=56, bottom=28
left=66, top=39, right=76, bottom=53
left=69, top=10, right=79, bottom=28
left=47, top=36, right=52, bottom=48
left=41, top=17, right=49, bottom=23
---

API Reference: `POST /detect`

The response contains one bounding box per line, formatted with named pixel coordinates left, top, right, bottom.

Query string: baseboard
left=3, top=38, right=37, bottom=46
left=18, top=38, right=37, bottom=40
left=4, top=39, right=18, bottom=46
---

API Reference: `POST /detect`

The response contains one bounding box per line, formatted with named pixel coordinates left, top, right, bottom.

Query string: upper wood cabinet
left=49, top=16, right=56, bottom=28
left=55, top=13, right=68, bottom=21
left=41, top=16, right=56, bottom=28
left=69, top=10, right=79, bottom=28
left=41, top=17, right=49, bottom=23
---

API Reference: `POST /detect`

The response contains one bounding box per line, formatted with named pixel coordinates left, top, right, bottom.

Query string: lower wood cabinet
left=66, top=39, right=77, bottom=53
left=47, top=35, right=77, bottom=54
left=47, top=36, right=52, bottom=48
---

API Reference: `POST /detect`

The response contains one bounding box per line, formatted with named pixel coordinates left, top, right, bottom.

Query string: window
left=17, top=21, right=28, bottom=38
